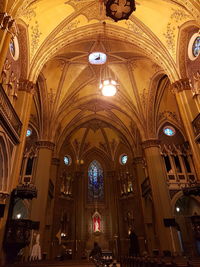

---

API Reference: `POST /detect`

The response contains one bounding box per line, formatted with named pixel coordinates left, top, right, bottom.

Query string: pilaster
left=142, top=139, right=181, bottom=254
left=171, top=78, right=200, bottom=178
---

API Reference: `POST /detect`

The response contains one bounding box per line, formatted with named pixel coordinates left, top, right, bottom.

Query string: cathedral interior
left=0, top=0, right=200, bottom=266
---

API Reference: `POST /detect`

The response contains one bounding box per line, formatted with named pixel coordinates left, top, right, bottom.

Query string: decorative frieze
left=170, top=78, right=191, bottom=94
left=18, top=79, right=36, bottom=94
left=35, top=141, right=55, bottom=151
left=0, top=83, right=22, bottom=144
left=142, top=139, right=161, bottom=149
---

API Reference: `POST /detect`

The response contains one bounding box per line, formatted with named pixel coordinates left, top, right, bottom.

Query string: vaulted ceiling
left=9, top=0, right=198, bottom=158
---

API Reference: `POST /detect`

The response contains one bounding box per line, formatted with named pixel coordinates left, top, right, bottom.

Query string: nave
left=0, top=0, right=200, bottom=266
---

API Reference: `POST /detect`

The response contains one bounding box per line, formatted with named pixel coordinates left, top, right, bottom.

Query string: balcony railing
left=0, top=84, right=22, bottom=144
left=192, top=113, right=200, bottom=143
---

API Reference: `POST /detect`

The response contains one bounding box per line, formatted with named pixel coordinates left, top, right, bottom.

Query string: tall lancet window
left=88, top=160, right=104, bottom=202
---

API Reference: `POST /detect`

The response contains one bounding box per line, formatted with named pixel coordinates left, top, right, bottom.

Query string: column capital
left=142, top=139, right=161, bottom=149
left=170, top=78, right=191, bottom=94
left=18, top=79, right=36, bottom=94
left=0, top=13, right=14, bottom=30
left=51, top=158, right=60, bottom=166
left=35, top=141, right=55, bottom=151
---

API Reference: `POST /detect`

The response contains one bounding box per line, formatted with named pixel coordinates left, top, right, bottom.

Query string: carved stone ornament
left=0, top=192, right=9, bottom=203
left=35, top=141, right=55, bottom=150
left=192, top=71, right=200, bottom=96
left=142, top=139, right=161, bottom=149
left=0, top=13, right=14, bottom=30
left=18, top=80, right=36, bottom=94
left=170, top=78, right=191, bottom=94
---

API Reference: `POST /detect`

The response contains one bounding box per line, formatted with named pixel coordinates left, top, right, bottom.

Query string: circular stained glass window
left=192, top=36, right=200, bottom=57
left=89, top=52, right=107, bottom=65
left=163, top=126, right=176, bottom=136
left=188, top=32, right=200, bottom=61
left=26, top=128, right=32, bottom=137
left=64, top=155, right=71, bottom=166
left=120, top=154, right=128, bottom=165
left=9, top=36, right=19, bottom=61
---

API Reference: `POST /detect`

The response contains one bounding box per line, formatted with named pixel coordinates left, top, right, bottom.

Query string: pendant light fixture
left=99, top=64, right=118, bottom=96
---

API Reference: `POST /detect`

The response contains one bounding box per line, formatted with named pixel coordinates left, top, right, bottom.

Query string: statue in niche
left=1, top=58, right=10, bottom=93
left=93, top=211, right=101, bottom=233
left=60, top=170, right=72, bottom=196
left=8, top=71, right=18, bottom=101
left=126, top=210, right=134, bottom=229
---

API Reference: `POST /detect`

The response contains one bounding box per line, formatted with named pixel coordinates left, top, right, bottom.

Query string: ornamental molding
left=35, top=141, right=55, bottom=150
left=170, top=78, right=191, bottom=94
left=142, top=139, right=161, bottom=149
left=18, top=79, right=36, bottom=94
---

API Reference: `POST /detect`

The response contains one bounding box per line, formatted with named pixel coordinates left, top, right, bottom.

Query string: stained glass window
left=64, top=155, right=71, bottom=166
left=192, top=36, right=200, bottom=57
left=163, top=126, right=175, bottom=136
left=120, top=154, right=128, bottom=165
left=26, top=129, right=32, bottom=137
left=88, top=160, right=104, bottom=202
left=10, top=39, right=15, bottom=58
left=9, top=36, right=19, bottom=60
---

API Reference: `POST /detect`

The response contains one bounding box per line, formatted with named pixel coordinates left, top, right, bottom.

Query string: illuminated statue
left=95, top=220, right=100, bottom=232
left=93, top=212, right=101, bottom=232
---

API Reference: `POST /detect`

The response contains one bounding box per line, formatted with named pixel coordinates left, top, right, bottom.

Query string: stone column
left=171, top=78, right=200, bottom=178
left=30, top=141, right=55, bottom=254
left=132, top=157, right=148, bottom=254
left=45, top=158, right=60, bottom=259
left=10, top=80, right=36, bottom=190
left=142, top=140, right=181, bottom=254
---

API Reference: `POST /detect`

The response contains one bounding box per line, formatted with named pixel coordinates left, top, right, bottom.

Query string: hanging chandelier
left=100, top=79, right=118, bottom=96
left=105, top=0, right=136, bottom=22
left=99, top=64, right=118, bottom=96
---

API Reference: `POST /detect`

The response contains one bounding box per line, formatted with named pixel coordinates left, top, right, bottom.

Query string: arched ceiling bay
left=33, top=38, right=160, bottom=147
left=19, top=0, right=198, bottom=158
left=16, top=0, right=195, bottom=67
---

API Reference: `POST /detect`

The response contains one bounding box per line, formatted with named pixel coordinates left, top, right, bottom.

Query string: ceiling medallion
left=89, top=52, right=107, bottom=65
left=105, top=0, right=136, bottom=22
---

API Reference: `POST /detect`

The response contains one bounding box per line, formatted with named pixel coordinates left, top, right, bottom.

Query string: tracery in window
left=192, top=36, right=200, bottom=57
left=88, top=160, right=104, bottom=202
